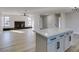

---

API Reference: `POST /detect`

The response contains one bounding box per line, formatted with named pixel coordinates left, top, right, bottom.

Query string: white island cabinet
left=34, top=28, right=73, bottom=52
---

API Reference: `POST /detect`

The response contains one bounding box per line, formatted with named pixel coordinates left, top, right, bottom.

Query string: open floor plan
left=0, top=7, right=79, bottom=52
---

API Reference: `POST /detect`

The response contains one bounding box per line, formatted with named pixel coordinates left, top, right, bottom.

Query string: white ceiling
left=0, top=7, right=73, bottom=15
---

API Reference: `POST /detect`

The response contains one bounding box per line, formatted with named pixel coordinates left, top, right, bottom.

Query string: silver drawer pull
left=57, top=42, right=60, bottom=49
left=69, top=36, right=71, bottom=41
left=60, top=35, right=64, bottom=37
left=50, top=38, right=56, bottom=40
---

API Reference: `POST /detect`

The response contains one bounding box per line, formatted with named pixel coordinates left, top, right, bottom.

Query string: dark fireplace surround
left=15, top=21, right=25, bottom=29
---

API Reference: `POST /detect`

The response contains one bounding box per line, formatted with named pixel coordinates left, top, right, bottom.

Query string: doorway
left=55, top=14, right=61, bottom=28
left=40, top=15, right=48, bottom=29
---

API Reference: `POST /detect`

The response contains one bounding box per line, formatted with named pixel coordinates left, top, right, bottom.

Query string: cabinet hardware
left=60, top=35, right=64, bottom=37
left=69, top=36, right=71, bottom=41
left=57, top=42, right=60, bottom=49
left=50, top=38, right=56, bottom=40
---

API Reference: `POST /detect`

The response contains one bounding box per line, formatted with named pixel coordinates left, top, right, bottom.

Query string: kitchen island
left=34, top=28, right=73, bottom=52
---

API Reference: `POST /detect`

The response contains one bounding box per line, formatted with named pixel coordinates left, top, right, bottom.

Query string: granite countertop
left=34, top=28, right=73, bottom=38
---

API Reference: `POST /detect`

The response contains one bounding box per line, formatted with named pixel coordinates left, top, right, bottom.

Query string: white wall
left=46, top=13, right=66, bottom=29
left=65, top=12, right=79, bottom=34
left=31, top=14, right=41, bottom=30
left=2, top=15, right=31, bottom=28
left=33, top=14, right=58, bottom=30
left=10, top=15, right=28, bottom=28
left=0, top=13, right=3, bottom=31
left=31, top=13, right=67, bottom=30
left=47, top=14, right=57, bottom=28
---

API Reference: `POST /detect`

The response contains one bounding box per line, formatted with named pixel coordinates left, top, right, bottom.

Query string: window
left=27, top=17, right=32, bottom=26
left=2, top=16, right=10, bottom=27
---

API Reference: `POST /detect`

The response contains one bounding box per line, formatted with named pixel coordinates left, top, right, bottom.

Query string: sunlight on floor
left=10, top=30, right=25, bottom=33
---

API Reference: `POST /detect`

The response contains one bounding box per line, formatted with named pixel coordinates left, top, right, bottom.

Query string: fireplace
left=3, top=21, right=32, bottom=31
left=15, top=21, right=25, bottom=29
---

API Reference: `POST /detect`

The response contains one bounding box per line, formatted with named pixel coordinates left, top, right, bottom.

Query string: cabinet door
left=48, top=38, right=57, bottom=52
left=48, top=36, right=64, bottom=52
left=56, top=37, right=64, bottom=52
left=65, top=34, right=72, bottom=50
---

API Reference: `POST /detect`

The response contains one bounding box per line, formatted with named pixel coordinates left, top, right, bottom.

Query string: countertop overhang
left=34, top=28, right=73, bottom=38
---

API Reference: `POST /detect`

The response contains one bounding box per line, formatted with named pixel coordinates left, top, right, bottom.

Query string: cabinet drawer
left=48, top=38, right=57, bottom=52
left=58, top=33, right=65, bottom=39
left=56, top=38, right=64, bottom=52
left=48, top=37, right=57, bottom=44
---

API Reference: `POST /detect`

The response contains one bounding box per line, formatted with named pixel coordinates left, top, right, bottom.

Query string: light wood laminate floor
left=0, top=29, right=79, bottom=52
left=0, top=29, right=36, bottom=52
